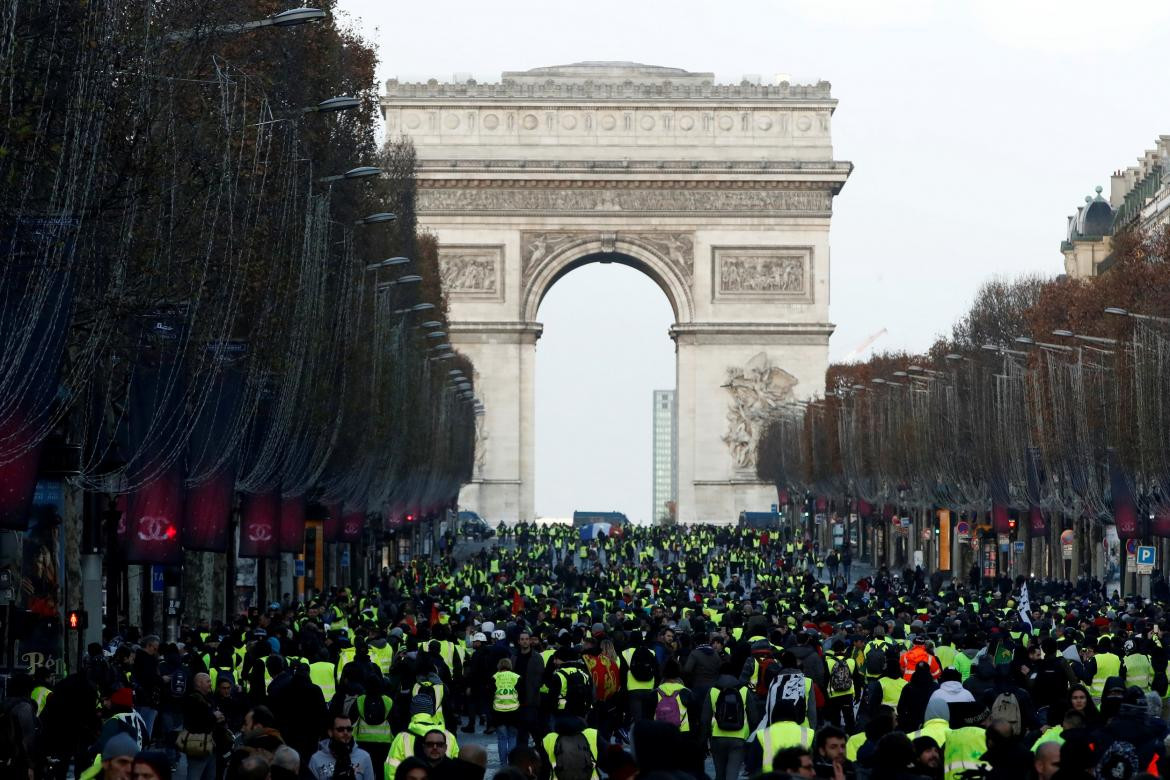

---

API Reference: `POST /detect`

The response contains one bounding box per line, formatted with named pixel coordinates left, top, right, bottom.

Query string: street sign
left=294, top=559, right=306, bottom=577
left=1126, top=538, right=1138, bottom=568
left=771, top=504, right=778, bottom=513
left=1137, top=545, right=1156, bottom=574
left=1060, top=529, right=1074, bottom=559
left=340, top=548, right=350, bottom=566
left=150, top=566, right=165, bottom=594
left=1014, top=541, right=1025, bottom=553
left=955, top=521, right=970, bottom=541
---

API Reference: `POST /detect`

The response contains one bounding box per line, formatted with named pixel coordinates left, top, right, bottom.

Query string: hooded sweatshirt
left=308, top=738, right=376, bottom=780
left=924, top=680, right=976, bottom=723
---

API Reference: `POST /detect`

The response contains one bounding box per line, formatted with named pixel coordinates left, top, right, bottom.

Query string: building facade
left=652, top=389, right=677, bottom=523
left=381, top=62, right=850, bottom=524
left=1062, top=135, right=1169, bottom=278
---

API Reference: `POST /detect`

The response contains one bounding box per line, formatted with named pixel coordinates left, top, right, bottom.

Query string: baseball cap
left=472, top=632, right=487, bottom=643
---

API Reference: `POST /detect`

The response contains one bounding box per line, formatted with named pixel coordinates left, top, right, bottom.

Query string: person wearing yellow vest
left=749, top=718, right=813, bottom=773
left=353, top=689, right=395, bottom=771
left=336, top=645, right=358, bottom=683
left=708, top=678, right=751, bottom=780
left=492, top=658, right=521, bottom=764
left=822, top=640, right=856, bottom=731
left=1124, top=641, right=1153, bottom=691
left=654, top=661, right=692, bottom=732
left=878, top=670, right=908, bottom=711
left=309, top=658, right=337, bottom=705
left=1084, top=638, right=1123, bottom=705
left=547, top=649, right=594, bottom=718
left=412, top=663, right=449, bottom=726
left=621, top=641, right=659, bottom=725
left=385, top=713, right=459, bottom=776
left=759, top=652, right=817, bottom=730
left=542, top=719, right=600, bottom=780
left=366, top=638, right=393, bottom=676
left=943, top=702, right=990, bottom=780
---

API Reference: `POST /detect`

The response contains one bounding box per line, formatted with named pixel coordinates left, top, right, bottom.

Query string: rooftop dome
left=1079, top=186, right=1114, bottom=237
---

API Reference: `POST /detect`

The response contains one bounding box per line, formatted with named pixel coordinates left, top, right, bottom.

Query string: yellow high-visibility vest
left=309, top=661, right=336, bottom=702
left=543, top=729, right=600, bottom=780
left=756, top=721, right=812, bottom=768
left=943, top=726, right=988, bottom=780
left=493, top=671, right=520, bottom=713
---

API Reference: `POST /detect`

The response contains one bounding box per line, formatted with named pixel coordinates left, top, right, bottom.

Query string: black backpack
left=561, top=669, right=593, bottom=716
left=553, top=732, right=597, bottom=780
left=714, top=687, right=745, bottom=731
left=360, top=695, right=390, bottom=726
left=629, top=647, right=657, bottom=683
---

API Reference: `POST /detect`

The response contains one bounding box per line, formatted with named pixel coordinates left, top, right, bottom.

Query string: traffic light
left=405, top=513, right=415, bottom=523
left=1008, top=518, right=1017, bottom=531
left=67, top=609, right=88, bottom=630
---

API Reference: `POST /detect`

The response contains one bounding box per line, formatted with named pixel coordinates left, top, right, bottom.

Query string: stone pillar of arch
left=381, top=62, right=851, bottom=524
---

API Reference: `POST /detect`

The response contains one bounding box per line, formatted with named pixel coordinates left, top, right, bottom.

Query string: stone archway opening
left=535, top=251, right=686, bottom=324
left=533, top=258, right=676, bottom=524
left=384, top=63, right=849, bottom=525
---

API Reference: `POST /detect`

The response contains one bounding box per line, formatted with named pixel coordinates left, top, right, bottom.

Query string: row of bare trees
left=757, top=227, right=1170, bottom=536
left=0, top=1, right=475, bottom=547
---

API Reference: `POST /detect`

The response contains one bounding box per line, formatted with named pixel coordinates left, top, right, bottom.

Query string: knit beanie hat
left=410, top=694, right=435, bottom=716
left=102, top=733, right=139, bottom=761
left=110, top=687, right=135, bottom=709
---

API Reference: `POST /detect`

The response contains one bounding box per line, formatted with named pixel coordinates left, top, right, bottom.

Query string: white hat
left=492, top=629, right=506, bottom=641
left=481, top=621, right=495, bottom=633
left=472, top=632, right=487, bottom=643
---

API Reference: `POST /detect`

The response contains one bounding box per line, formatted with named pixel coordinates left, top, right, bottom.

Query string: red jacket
left=899, top=645, right=941, bottom=681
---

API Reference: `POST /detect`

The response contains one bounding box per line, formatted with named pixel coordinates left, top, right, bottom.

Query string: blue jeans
left=496, top=725, right=518, bottom=765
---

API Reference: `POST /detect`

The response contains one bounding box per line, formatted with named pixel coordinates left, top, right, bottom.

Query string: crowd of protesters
left=2, top=521, right=1167, bottom=780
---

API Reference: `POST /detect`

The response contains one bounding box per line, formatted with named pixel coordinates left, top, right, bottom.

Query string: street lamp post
left=304, top=96, right=361, bottom=114
left=318, top=166, right=383, bottom=184
left=164, top=7, right=327, bottom=43
left=1105, top=307, right=1170, bottom=324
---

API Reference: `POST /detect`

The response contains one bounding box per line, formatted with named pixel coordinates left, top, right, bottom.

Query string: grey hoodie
left=308, top=738, right=376, bottom=780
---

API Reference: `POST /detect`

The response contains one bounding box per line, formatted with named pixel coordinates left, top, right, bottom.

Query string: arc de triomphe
left=380, top=62, right=850, bottom=524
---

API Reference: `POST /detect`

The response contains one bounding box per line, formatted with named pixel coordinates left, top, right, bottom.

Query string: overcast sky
left=336, top=0, right=1170, bottom=523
